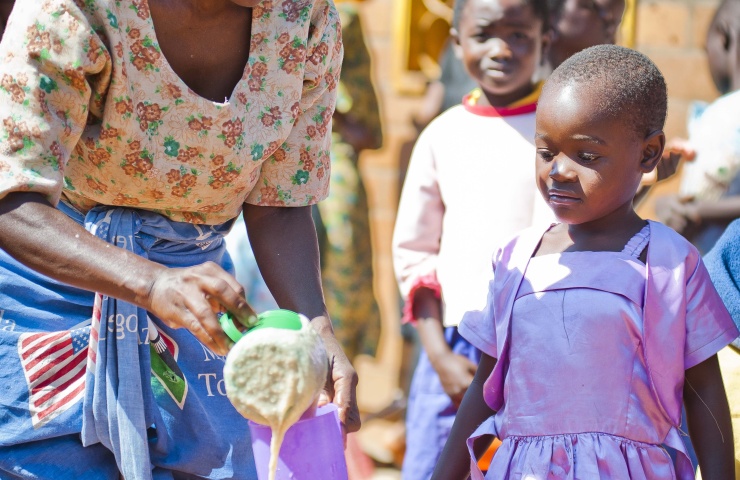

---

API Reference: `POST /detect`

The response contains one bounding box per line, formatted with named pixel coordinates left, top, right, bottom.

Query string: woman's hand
left=0, top=194, right=243, bottom=340
left=0, top=193, right=255, bottom=357
left=313, top=316, right=361, bottom=434
left=145, top=262, right=256, bottom=356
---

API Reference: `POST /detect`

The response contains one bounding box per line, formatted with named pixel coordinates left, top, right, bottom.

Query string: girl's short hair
left=453, top=0, right=550, bottom=31
left=544, top=44, right=667, bottom=136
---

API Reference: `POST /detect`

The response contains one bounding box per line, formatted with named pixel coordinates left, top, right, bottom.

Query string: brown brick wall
left=635, top=0, right=721, bottom=216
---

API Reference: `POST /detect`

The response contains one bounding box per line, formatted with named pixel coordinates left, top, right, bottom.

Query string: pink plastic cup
left=248, top=403, right=348, bottom=480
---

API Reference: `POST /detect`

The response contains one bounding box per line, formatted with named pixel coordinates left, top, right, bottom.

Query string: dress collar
left=462, top=82, right=542, bottom=117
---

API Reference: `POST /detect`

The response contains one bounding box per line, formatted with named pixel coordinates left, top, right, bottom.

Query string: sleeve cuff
left=685, top=325, right=740, bottom=369
left=458, top=315, right=498, bottom=358
left=401, top=274, right=441, bottom=325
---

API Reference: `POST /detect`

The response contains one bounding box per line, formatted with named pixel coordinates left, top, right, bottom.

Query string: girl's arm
left=431, top=353, right=497, bottom=480
left=414, top=288, right=478, bottom=407
left=684, top=353, right=735, bottom=479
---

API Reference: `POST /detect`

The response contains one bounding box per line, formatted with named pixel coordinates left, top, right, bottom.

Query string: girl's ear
left=639, top=129, right=666, bottom=173
left=450, top=27, right=463, bottom=60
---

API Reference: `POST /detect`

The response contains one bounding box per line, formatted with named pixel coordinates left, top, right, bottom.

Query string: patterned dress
left=0, top=0, right=340, bottom=221
left=0, top=1, right=341, bottom=478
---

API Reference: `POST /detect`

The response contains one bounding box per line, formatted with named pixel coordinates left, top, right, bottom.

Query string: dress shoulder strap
left=621, top=223, right=651, bottom=258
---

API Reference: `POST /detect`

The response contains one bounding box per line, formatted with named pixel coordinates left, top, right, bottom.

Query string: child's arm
left=634, top=138, right=694, bottom=206
left=430, top=353, right=497, bottom=480
left=414, top=288, right=477, bottom=407
left=684, top=353, right=735, bottom=479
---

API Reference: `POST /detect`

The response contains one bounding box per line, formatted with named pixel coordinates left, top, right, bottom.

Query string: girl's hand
left=431, top=351, right=478, bottom=408
left=144, top=262, right=254, bottom=356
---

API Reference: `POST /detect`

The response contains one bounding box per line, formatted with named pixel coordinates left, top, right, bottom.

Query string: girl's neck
left=479, top=83, right=538, bottom=108
left=539, top=206, right=647, bottom=256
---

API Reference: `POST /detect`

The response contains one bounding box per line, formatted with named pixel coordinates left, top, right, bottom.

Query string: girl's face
left=535, top=82, right=663, bottom=226
left=550, top=0, right=624, bottom=64
left=452, top=0, right=549, bottom=106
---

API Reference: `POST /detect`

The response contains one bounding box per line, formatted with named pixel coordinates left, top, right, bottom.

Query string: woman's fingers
left=320, top=336, right=361, bottom=433
left=183, top=293, right=231, bottom=355
left=198, top=262, right=255, bottom=325
left=331, top=359, right=361, bottom=433
left=148, top=262, right=250, bottom=355
left=176, top=308, right=225, bottom=355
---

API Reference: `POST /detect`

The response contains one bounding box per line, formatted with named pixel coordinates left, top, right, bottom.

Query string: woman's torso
left=1, top=0, right=337, bottom=224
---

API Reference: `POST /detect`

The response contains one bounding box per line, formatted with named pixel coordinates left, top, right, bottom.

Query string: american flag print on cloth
left=86, top=292, right=103, bottom=370
left=18, top=322, right=92, bottom=428
left=17, top=293, right=101, bottom=429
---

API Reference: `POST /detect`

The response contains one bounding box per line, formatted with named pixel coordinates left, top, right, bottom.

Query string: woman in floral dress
left=0, top=1, right=357, bottom=479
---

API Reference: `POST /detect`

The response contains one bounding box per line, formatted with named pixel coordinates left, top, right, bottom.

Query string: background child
left=391, top=0, right=551, bottom=476
left=545, top=0, right=625, bottom=72
left=654, top=0, right=740, bottom=255
left=434, top=44, right=738, bottom=479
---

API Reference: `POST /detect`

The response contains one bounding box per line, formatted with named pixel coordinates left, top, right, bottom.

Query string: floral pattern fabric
left=0, top=0, right=342, bottom=224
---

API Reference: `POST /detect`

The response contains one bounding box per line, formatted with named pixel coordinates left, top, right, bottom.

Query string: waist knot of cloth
left=72, top=203, right=234, bottom=480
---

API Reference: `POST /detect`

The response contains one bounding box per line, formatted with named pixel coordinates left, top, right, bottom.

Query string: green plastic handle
left=219, top=309, right=302, bottom=343
left=219, top=312, right=246, bottom=343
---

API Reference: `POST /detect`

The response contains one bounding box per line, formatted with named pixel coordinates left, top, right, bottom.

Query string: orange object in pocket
left=477, top=437, right=502, bottom=472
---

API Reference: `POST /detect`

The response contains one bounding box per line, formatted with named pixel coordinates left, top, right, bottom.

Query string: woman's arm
left=0, top=192, right=251, bottom=355
left=684, top=354, right=735, bottom=479
left=431, top=353, right=497, bottom=480
left=242, top=203, right=360, bottom=433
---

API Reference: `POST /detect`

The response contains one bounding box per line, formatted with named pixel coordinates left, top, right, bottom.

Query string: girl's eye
left=578, top=152, right=600, bottom=163
left=537, top=150, right=555, bottom=161
left=511, top=31, right=529, bottom=40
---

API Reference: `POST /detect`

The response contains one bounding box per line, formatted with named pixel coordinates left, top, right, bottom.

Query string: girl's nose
left=488, top=38, right=511, bottom=60
left=549, top=157, right=577, bottom=182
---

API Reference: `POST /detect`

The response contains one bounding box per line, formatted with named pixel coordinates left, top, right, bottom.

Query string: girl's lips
left=548, top=190, right=580, bottom=204
left=483, top=64, right=512, bottom=77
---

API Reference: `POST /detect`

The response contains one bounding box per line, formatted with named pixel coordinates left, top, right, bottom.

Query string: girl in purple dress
left=433, top=45, right=738, bottom=480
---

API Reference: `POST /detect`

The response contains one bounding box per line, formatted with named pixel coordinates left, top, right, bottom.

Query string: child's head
left=546, top=0, right=625, bottom=69
left=451, top=0, right=550, bottom=107
left=705, top=0, right=740, bottom=94
left=535, top=45, right=667, bottom=225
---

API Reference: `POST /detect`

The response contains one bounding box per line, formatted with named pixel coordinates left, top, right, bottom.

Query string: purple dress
left=460, top=223, right=740, bottom=479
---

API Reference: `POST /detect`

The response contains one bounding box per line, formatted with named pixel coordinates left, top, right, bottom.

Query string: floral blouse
left=0, top=0, right=341, bottom=224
